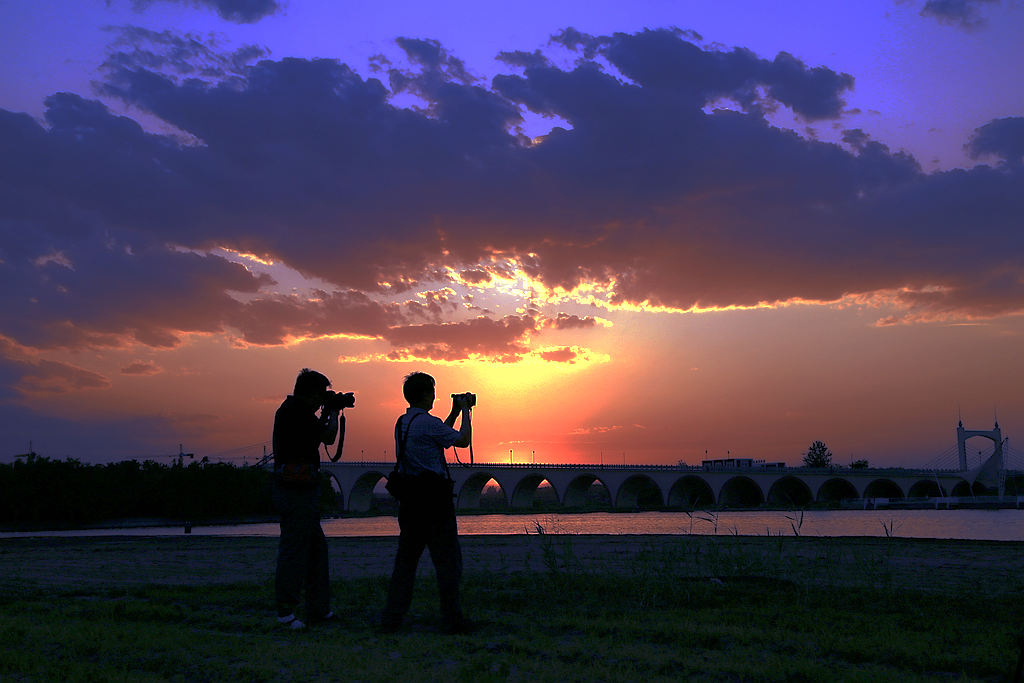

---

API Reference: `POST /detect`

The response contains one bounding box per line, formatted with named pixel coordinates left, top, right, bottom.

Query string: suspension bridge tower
left=956, top=420, right=1003, bottom=471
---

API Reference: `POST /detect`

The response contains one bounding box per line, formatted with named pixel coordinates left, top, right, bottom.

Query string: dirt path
left=1, top=535, right=1022, bottom=596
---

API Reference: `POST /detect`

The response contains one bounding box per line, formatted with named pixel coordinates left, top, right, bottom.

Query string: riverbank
left=2, top=535, right=1022, bottom=681
left=0, top=514, right=285, bottom=533
left=3, top=534, right=1023, bottom=597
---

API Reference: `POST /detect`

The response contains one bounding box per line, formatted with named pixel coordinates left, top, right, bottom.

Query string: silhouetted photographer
left=271, top=368, right=354, bottom=630
left=380, top=371, right=473, bottom=634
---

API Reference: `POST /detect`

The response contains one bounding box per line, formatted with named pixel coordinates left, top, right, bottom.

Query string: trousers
left=383, top=491, right=463, bottom=625
left=272, top=482, right=330, bottom=618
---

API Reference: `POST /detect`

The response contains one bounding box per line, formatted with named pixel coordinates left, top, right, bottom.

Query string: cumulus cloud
left=459, top=269, right=492, bottom=285
left=102, top=26, right=269, bottom=86
left=1, top=355, right=111, bottom=397
left=1, top=26, right=1023, bottom=387
left=382, top=314, right=537, bottom=363
left=877, top=271, right=1024, bottom=324
left=408, top=288, right=461, bottom=319
left=542, top=313, right=606, bottom=330
left=567, top=423, right=637, bottom=436
left=538, top=27, right=854, bottom=120
left=121, top=360, right=163, bottom=375
left=30, top=361, right=109, bottom=394
left=121, top=0, right=281, bottom=23
left=919, top=0, right=1000, bottom=29
left=226, top=291, right=398, bottom=346
left=538, top=347, right=577, bottom=363
left=968, top=117, right=1024, bottom=166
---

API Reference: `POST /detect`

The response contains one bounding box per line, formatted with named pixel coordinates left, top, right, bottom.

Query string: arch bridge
left=320, top=462, right=975, bottom=513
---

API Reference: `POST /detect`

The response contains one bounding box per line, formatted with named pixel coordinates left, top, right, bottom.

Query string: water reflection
left=2, top=509, right=1024, bottom=541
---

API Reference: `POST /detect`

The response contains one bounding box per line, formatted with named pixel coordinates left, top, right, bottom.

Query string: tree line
left=0, top=454, right=339, bottom=527
left=802, top=441, right=869, bottom=469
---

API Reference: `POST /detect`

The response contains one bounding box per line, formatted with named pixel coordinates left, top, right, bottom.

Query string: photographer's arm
left=453, top=407, right=471, bottom=448
left=445, top=396, right=471, bottom=448
left=443, top=400, right=460, bottom=428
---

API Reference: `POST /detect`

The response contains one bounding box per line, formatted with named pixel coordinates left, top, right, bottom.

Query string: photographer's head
left=403, top=371, right=435, bottom=410
left=294, top=368, right=331, bottom=405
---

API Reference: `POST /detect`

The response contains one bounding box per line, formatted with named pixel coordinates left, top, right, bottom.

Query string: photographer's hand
left=454, top=408, right=471, bottom=448
left=452, top=397, right=471, bottom=448
left=444, top=396, right=461, bottom=427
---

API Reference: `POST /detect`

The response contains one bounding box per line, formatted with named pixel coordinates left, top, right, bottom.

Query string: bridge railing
left=322, top=461, right=968, bottom=475
left=323, top=461, right=697, bottom=470
left=842, top=495, right=1024, bottom=508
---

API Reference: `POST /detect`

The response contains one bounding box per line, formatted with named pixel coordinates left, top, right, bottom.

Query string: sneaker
left=277, top=614, right=306, bottom=630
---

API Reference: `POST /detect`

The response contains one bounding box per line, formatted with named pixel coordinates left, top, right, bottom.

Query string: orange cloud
left=120, top=361, right=162, bottom=376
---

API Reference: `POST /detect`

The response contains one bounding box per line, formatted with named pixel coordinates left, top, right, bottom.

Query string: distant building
left=702, top=458, right=759, bottom=469
left=701, top=458, right=786, bottom=470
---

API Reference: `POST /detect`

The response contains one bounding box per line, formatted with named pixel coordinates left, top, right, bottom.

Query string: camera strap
left=451, top=406, right=473, bottom=467
left=452, top=441, right=473, bottom=467
left=326, top=411, right=345, bottom=463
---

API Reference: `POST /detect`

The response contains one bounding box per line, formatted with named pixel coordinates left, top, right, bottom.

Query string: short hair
left=403, top=371, right=435, bottom=404
left=294, top=368, right=331, bottom=397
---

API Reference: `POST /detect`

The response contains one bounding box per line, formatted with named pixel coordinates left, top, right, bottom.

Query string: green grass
left=2, top=538, right=1023, bottom=681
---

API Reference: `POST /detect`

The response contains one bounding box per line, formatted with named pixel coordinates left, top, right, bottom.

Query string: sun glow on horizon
left=336, top=345, right=610, bottom=369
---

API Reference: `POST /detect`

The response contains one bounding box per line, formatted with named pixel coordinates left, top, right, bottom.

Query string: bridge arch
left=667, top=475, right=715, bottom=508
left=816, top=478, right=858, bottom=503
left=864, top=478, right=904, bottom=499
left=456, top=471, right=508, bottom=510
left=348, top=469, right=389, bottom=512
left=950, top=480, right=972, bottom=496
left=510, top=475, right=559, bottom=509
left=766, top=476, right=813, bottom=506
left=719, top=476, right=765, bottom=507
left=563, top=474, right=611, bottom=508
left=614, top=475, right=663, bottom=510
left=908, top=480, right=944, bottom=497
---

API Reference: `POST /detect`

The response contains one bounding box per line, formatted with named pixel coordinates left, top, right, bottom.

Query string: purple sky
left=1, top=0, right=1023, bottom=467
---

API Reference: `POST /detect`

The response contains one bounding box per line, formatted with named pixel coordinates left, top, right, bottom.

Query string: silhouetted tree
left=802, top=441, right=833, bottom=468
left=850, top=459, right=869, bottom=469
left=0, top=455, right=274, bottom=525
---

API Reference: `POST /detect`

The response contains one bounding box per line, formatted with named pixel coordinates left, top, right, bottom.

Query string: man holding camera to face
left=380, top=371, right=473, bottom=634
left=272, top=368, right=354, bottom=630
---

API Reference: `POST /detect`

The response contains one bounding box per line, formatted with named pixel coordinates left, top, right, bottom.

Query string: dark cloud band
left=1, top=27, right=1022, bottom=368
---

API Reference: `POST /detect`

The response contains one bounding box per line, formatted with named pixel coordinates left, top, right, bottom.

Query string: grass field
left=1, top=533, right=1023, bottom=681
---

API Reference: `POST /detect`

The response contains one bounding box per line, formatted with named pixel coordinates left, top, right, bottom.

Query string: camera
left=451, top=392, right=477, bottom=408
left=322, top=390, right=355, bottom=411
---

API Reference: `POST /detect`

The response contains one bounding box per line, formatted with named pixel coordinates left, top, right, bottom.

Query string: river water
left=3, top=509, right=1023, bottom=541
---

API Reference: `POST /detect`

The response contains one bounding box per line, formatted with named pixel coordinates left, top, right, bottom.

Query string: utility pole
left=177, top=444, right=194, bottom=467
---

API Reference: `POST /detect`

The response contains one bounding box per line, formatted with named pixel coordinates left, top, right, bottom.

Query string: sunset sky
left=2, top=0, right=1023, bottom=468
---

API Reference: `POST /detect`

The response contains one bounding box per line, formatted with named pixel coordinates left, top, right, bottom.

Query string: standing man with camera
left=380, top=371, right=473, bottom=634
left=272, top=368, right=354, bottom=629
